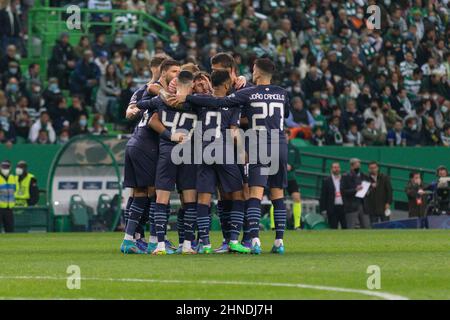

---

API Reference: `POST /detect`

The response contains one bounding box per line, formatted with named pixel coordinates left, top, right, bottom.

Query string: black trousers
left=0, top=208, right=14, bottom=233
left=370, top=215, right=390, bottom=224
left=327, top=205, right=347, bottom=229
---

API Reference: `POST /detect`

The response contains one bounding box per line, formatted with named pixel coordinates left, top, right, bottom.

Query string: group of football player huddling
left=121, top=52, right=292, bottom=255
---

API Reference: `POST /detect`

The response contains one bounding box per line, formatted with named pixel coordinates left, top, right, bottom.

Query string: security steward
left=14, top=161, right=39, bottom=207
left=0, top=160, right=17, bottom=232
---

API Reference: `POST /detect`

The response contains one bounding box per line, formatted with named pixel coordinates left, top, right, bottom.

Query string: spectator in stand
left=92, top=33, right=109, bottom=58
left=67, top=95, right=87, bottom=124
left=74, top=36, right=91, bottom=60
left=48, top=33, right=76, bottom=89
left=345, top=122, right=363, bottom=147
left=48, top=97, right=70, bottom=134
left=0, top=44, right=19, bottom=75
left=363, top=100, right=387, bottom=134
left=387, top=120, right=407, bottom=147
left=392, top=88, right=414, bottom=118
left=28, top=111, right=55, bottom=144
left=23, top=63, right=42, bottom=92
left=164, top=33, right=187, bottom=62
left=57, top=128, right=70, bottom=145
left=0, top=1, right=23, bottom=53
left=70, top=114, right=89, bottom=137
left=130, top=40, right=151, bottom=73
left=42, top=77, right=63, bottom=112
left=90, top=113, right=108, bottom=135
left=326, top=116, right=344, bottom=146
left=126, top=0, right=145, bottom=11
left=109, top=31, right=129, bottom=58
left=441, top=123, right=450, bottom=147
left=94, top=50, right=110, bottom=75
left=285, top=96, right=314, bottom=128
left=0, top=107, right=16, bottom=145
left=311, top=126, right=326, bottom=146
left=362, top=118, right=386, bottom=146
left=36, top=129, right=51, bottom=144
left=96, top=63, right=122, bottom=120
left=421, top=116, right=441, bottom=146
left=70, top=49, right=101, bottom=107
left=404, top=116, right=422, bottom=146
left=4, top=77, right=22, bottom=105
left=1, top=60, right=22, bottom=89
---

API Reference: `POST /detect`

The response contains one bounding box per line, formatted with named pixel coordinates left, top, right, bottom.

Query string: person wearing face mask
left=70, top=114, right=89, bottom=137
left=320, top=162, right=347, bottom=229
left=69, top=49, right=101, bottom=107
left=405, top=171, right=427, bottom=218
left=0, top=160, right=17, bottom=233
left=13, top=161, right=38, bottom=207
left=341, top=158, right=370, bottom=229
left=163, top=33, right=187, bottom=62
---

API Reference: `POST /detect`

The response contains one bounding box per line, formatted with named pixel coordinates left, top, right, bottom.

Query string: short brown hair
left=181, top=62, right=200, bottom=74
left=149, top=54, right=167, bottom=68
left=160, top=59, right=181, bottom=72
left=211, top=53, right=236, bottom=69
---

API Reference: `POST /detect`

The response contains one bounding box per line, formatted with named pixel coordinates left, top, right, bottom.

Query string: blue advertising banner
left=58, top=181, right=78, bottom=190
left=82, top=181, right=103, bottom=190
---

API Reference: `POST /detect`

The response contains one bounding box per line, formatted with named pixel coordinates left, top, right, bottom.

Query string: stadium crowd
left=0, top=0, right=449, bottom=147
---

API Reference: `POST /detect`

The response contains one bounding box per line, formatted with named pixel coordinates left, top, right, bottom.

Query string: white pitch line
left=0, top=275, right=409, bottom=300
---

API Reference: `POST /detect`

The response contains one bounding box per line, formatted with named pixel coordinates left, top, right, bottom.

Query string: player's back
left=242, top=85, right=289, bottom=143
left=126, top=85, right=160, bottom=153
left=158, top=98, right=198, bottom=150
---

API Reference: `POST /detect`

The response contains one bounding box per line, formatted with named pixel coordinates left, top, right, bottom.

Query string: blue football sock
left=177, top=207, right=185, bottom=244
left=154, top=203, right=168, bottom=243
left=136, top=197, right=150, bottom=239
left=124, top=196, right=133, bottom=230
left=272, top=198, right=287, bottom=240
left=183, top=202, right=197, bottom=242
left=246, top=198, right=261, bottom=239
left=125, top=197, right=149, bottom=238
left=229, top=200, right=245, bottom=241
left=148, top=197, right=156, bottom=237
left=242, top=199, right=251, bottom=242
left=197, top=203, right=211, bottom=246
left=222, top=200, right=232, bottom=241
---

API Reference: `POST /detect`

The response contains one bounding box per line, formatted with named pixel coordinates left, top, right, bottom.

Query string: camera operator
left=426, top=166, right=450, bottom=215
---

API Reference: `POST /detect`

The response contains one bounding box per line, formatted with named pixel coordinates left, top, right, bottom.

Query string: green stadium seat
left=69, top=195, right=90, bottom=231
left=302, top=213, right=329, bottom=230
left=96, top=194, right=111, bottom=221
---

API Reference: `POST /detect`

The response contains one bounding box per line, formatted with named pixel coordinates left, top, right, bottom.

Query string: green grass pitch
left=0, top=230, right=448, bottom=300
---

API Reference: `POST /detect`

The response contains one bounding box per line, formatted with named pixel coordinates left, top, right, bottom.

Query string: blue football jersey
left=186, top=85, right=290, bottom=144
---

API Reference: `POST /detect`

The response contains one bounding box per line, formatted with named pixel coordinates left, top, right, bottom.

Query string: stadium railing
left=26, top=6, right=177, bottom=75
left=295, top=151, right=435, bottom=209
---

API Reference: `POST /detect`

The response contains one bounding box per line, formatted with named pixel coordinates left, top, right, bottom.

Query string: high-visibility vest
left=0, top=174, right=18, bottom=209
left=14, top=173, right=35, bottom=207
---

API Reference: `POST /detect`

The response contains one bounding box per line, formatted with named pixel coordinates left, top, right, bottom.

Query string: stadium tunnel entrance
left=47, top=135, right=126, bottom=231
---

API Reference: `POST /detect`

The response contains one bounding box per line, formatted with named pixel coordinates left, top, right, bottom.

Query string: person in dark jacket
left=405, top=171, right=428, bottom=218
left=341, top=158, right=371, bottom=229
left=0, top=3, right=23, bottom=54
left=364, top=161, right=393, bottom=223
left=69, top=49, right=101, bottom=107
left=48, top=33, right=76, bottom=89
left=320, top=162, right=347, bottom=229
